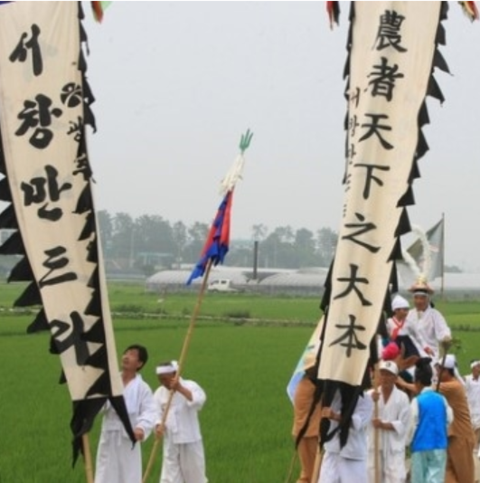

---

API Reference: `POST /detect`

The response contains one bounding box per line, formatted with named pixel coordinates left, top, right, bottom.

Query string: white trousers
left=94, top=431, right=141, bottom=483
left=318, top=451, right=367, bottom=483
left=160, top=439, right=207, bottom=483
left=368, top=451, right=406, bottom=483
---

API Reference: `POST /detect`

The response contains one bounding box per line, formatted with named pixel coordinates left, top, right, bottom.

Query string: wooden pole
left=310, top=446, right=323, bottom=483
left=142, top=259, right=214, bottom=483
left=373, top=360, right=381, bottom=483
left=283, top=450, right=298, bottom=483
left=82, top=433, right=94, bottom=483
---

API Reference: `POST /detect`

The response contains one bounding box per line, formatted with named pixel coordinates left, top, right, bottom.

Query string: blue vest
left=412, top=390, right=448, bottom=452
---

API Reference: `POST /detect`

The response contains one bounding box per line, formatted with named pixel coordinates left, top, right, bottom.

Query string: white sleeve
left=351, top=394, right=373, bottom=431
left=445, top=398, right=454, bottom=427
left=406, top=398, right=419, bottom=445
left=186, top=382, right=206, bottom=410
left=135, top=384, right=160, bottom=440
left=390, top=393, right=411, bottom=437
left=433, top=310, right=451, bottom=341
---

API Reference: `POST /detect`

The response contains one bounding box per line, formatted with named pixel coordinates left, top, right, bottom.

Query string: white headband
left=413, top=291, right=429, bottom=297
left=156, top=360, right=179, bottom=375
left=471, top=361, right=480, bottom=369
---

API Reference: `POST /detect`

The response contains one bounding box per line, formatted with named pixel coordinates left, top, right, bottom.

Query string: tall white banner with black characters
left=318, top=2, right=446, bottom=386
left=0, top=1, right=133, bottom=459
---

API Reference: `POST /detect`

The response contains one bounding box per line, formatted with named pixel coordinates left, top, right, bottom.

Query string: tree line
left=97, top=211, right=338, bottom=274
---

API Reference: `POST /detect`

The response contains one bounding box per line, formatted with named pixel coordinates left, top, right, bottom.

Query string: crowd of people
left=94, top=345, right=208, bottom=483
left=293, top=279, right=480, bottom=483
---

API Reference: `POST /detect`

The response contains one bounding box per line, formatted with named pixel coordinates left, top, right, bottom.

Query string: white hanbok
left=154, top=378, right=207, bottom=483
left=367, top=386, right=410, bottom=483
left=318, top=390, right=373, bottom=483
left=405, top=306, right=451, bottom=360
left=465, top=374, right=480, bottom=430
left=95, top=374, right=158, bottom=483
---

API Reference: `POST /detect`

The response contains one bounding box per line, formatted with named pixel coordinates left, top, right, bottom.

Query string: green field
left=1, top=281, right=480, bottom=482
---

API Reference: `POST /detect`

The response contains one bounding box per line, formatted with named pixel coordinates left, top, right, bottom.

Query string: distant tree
left=316, top=227, right=338, bottom=266
left=294, top=228, right=317, bottom=267
left=172, top=221, right=188, bottom=264
left=251, top=223, right=268, bottom=242
left=186, top=222, right=209, bottom=263
left=97, top=210, right=113, bottom=257
left=134, top=215, right=174, bottom=254
left=111, top=212, right=134, bottom=261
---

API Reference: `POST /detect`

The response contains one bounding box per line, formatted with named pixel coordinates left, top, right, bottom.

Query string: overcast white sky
left=82, top=2, right=480, bottom=270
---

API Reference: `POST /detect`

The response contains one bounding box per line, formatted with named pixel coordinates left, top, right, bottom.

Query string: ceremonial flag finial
left=187, top=131, right=253, bottom=285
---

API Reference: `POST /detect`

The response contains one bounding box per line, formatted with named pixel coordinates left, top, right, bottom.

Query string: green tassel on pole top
left=239, top=128, right=254, bottom=154
left=220, top=129, right=254, bottom=195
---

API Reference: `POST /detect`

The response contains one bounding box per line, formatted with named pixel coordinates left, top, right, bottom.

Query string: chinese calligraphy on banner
left=318, top=2, right=446, bottom=386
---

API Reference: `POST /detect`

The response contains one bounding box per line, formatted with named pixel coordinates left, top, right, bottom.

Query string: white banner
left=319, top=2, right=442, bottom=386
left=0, top=2, right=124, bottom=405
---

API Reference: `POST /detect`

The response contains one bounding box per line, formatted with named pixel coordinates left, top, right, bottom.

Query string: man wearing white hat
left=405, top=278, right=451, bottom=360
left=292, top=351, right=321, bottom=483
left=465, top=360, right=480, bottom=453
left=367, top=360, right=411, bottom=483
left=437, top=354, right=476, bottom=483
left=153, top=361, right=207, bottom=483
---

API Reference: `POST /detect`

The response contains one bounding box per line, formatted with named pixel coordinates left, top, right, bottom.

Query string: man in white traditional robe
left=154, top=361, right=207, bottom=483
left=367, top=360, right=410, bottom=483
left=465, top=360, right=480, bottom=453
left=95, top=344, right=158, bottom=483
left=318, top=388, right=373, bottom=483
left=405, top=279, right=451, bottom=361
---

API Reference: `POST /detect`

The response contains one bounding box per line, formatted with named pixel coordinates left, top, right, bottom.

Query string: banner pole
left=311, top=446, right=323, bottom=483
left=142, top=259, right=214, bottom=483
left=82, top=433, right=94, bottom=483
left=441, top=212, right=446, bottom=301
left=374, top=358, right=381, bottom=483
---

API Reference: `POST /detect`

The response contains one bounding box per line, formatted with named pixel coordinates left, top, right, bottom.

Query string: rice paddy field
left=1, top=280, right=480, bottom=483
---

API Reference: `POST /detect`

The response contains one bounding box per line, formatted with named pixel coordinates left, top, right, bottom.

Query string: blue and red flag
left=186, top=129, right=252, bottom=285
left=187, top=190, right=233, bottom=285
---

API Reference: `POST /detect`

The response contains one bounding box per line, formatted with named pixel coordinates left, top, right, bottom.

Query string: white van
left=207, top=279, right=238, bottom=293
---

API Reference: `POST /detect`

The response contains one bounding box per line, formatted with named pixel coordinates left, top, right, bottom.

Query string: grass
left=1, top=280, right=480, bottom=482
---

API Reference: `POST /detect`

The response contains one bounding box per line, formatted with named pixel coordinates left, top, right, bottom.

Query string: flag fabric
left=286, top=321, right=322, bottom=403
left=459, top=1, right=479, bottom=21
left=0, top=2, right=133, bottom=462
left=305, top=2, right=450, bottom=446
left=186, top=130, right=252, bottom=285
left=91, top=1, right=112, bottom=23
left=186, top=190, right=233, bottom=285
left=398, top=218, right=445, bottom=285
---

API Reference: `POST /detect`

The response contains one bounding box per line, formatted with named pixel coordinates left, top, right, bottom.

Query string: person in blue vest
left=407, top=357, right=453, bottom=483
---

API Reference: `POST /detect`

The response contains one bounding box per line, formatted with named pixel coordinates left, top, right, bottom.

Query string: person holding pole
left=292, top=352, right=322, bottom=483
left=464, top=359, right=480, bottom=453
left=94, top=344, right=158, bottom=483
left=407, top=357, right=452, bottom=483
left=317, top=387, right=373, bottom=483
left=153, top=360, right=208, bottom=483
left=436, top=355, right=476, bottom=483
left=367, top=360, right=410, bottom=483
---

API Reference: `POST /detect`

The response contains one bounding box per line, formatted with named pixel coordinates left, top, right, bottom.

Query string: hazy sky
left=82, top=2, right=480, bottom=270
